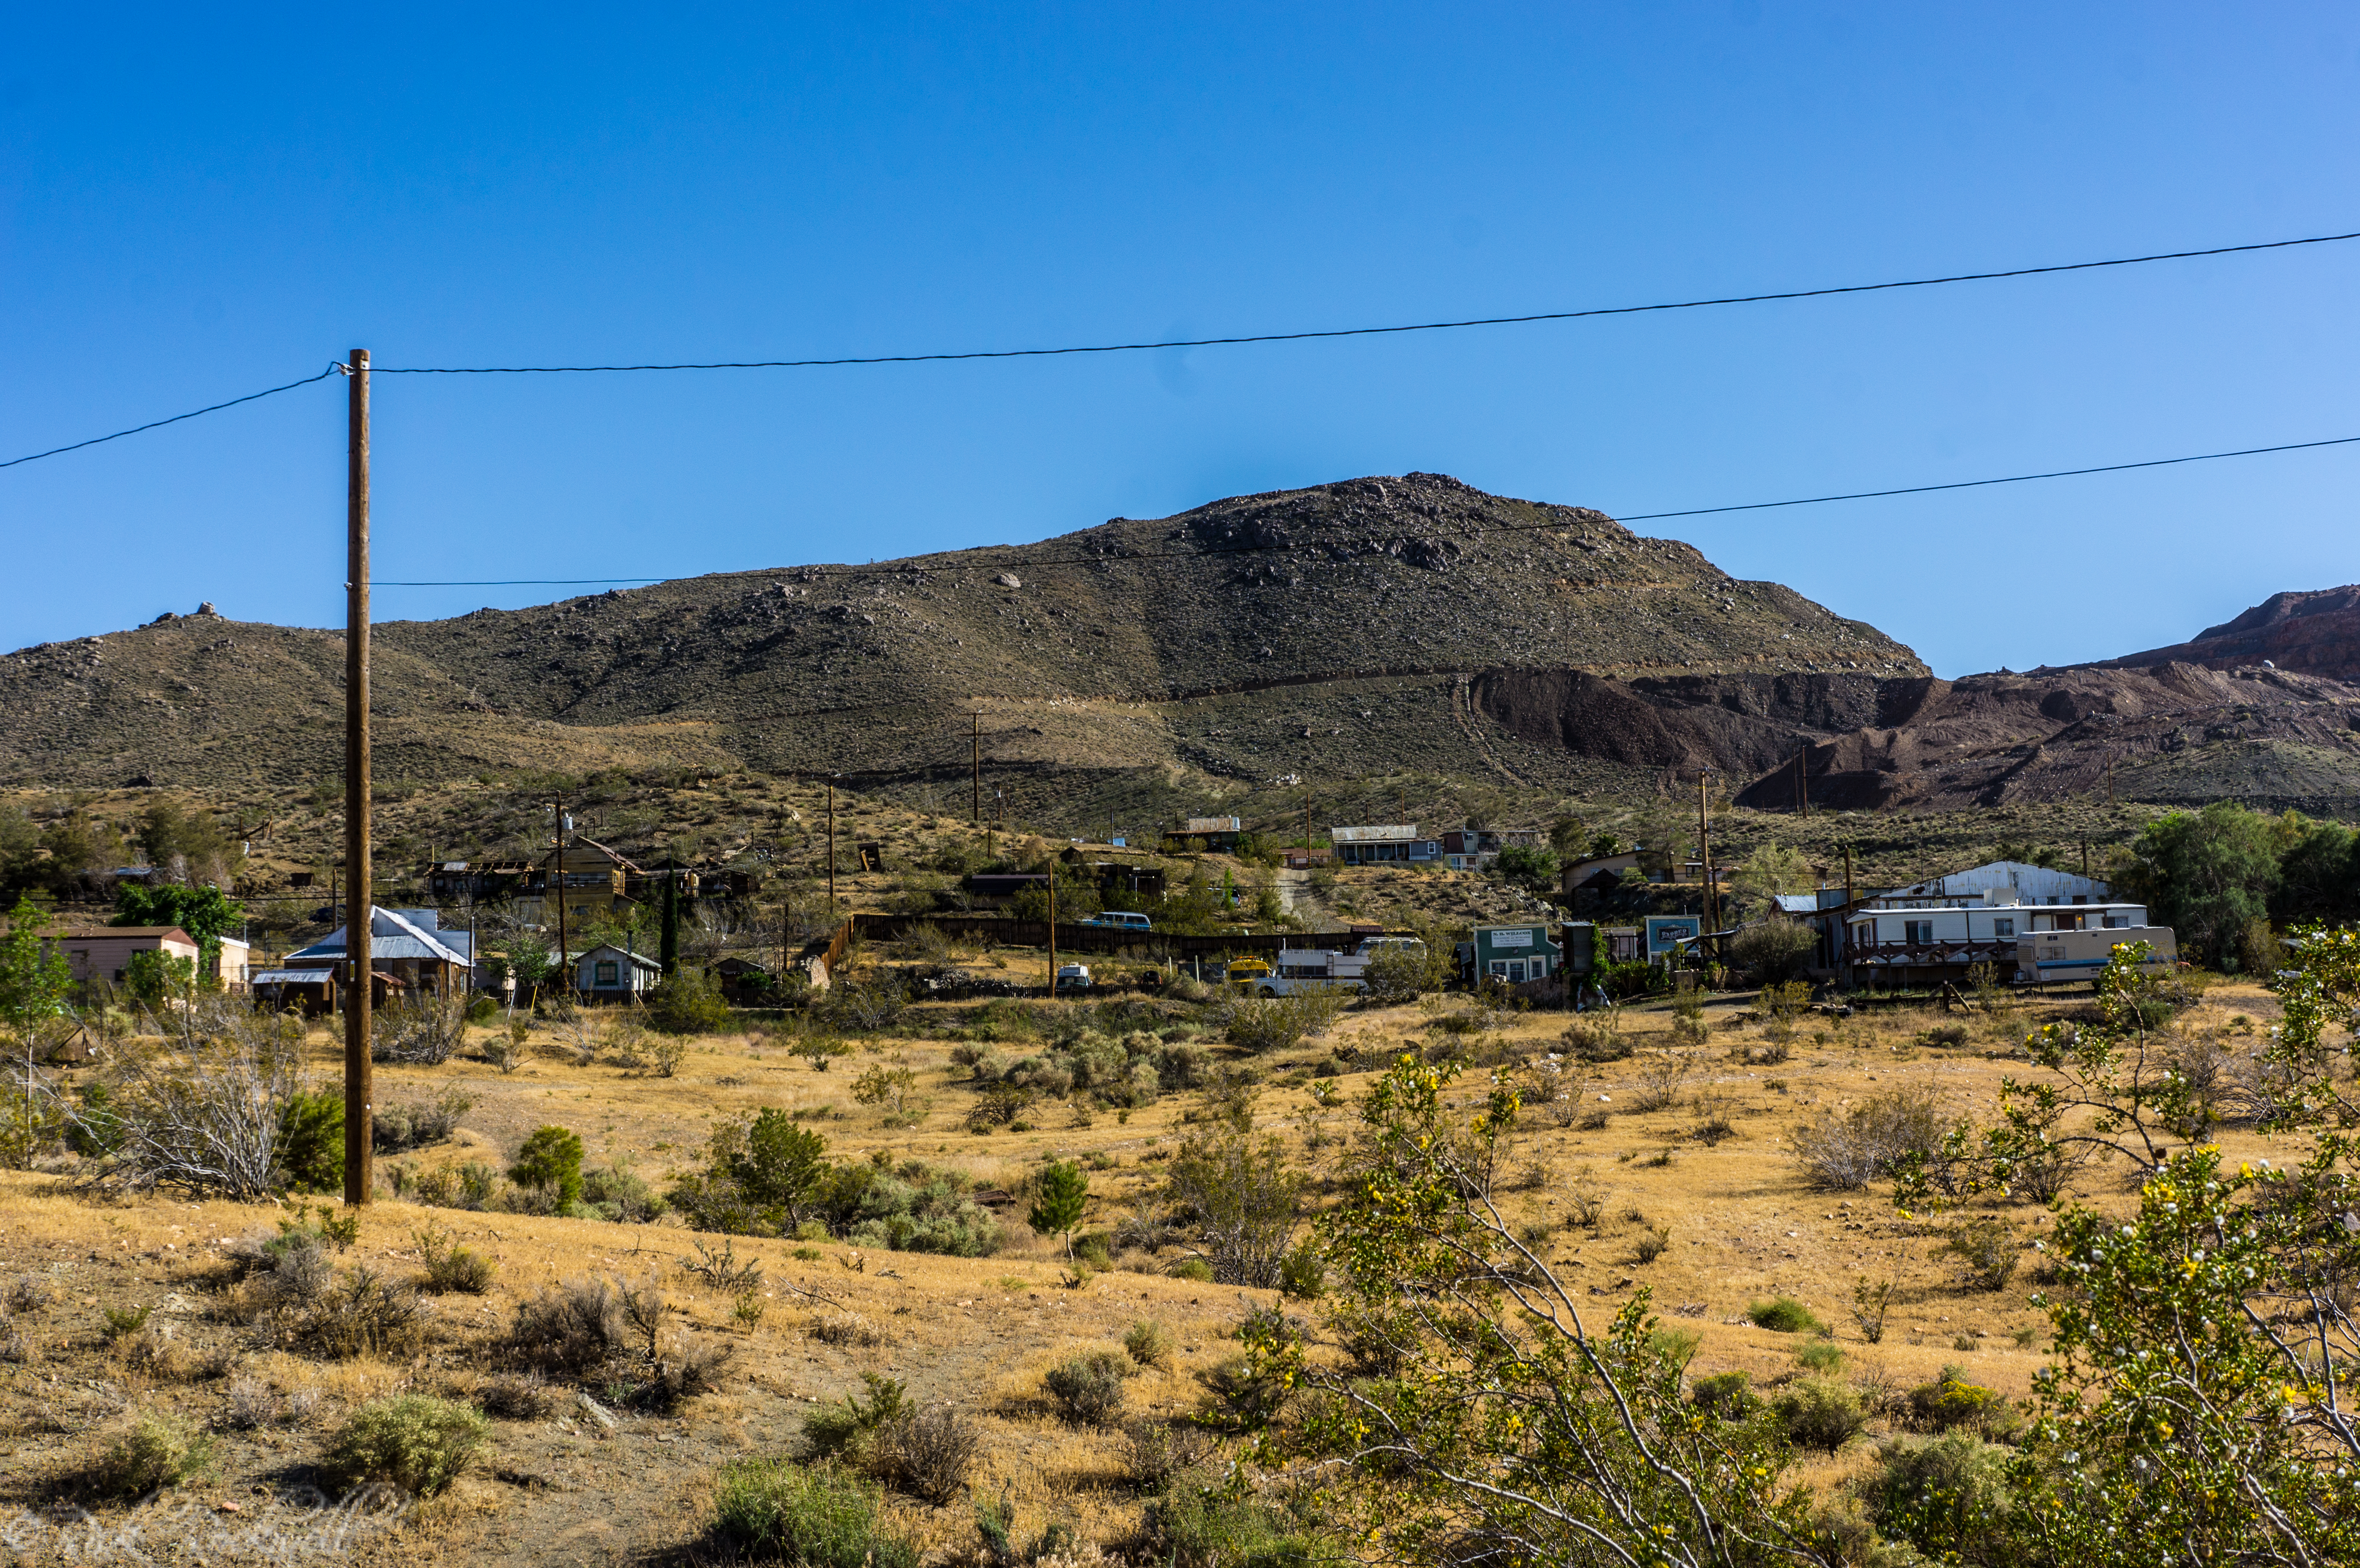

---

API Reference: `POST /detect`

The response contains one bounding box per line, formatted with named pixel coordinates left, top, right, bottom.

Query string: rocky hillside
left=2082, top=585, right=2360, bottom=682
left=0, top=474, right=1918, bottom=804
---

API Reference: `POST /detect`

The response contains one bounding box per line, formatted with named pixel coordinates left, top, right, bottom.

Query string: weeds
left=1747, top=1296, right=1827, bottom=1335
left=1045, top=1349, right=1129, bottom=1426
left=321, top=1395, right=487, bottom=1498
left=1851, top=1276, right=1898, bottom=1344
left=413, top=1222, right=496, bottom=1294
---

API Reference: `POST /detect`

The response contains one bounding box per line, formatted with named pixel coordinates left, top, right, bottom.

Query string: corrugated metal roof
left=252, top=968, right=334, bottom=985
left=286, top=906, right=470, bottom=966
left=1181, top=816, right=1241, bottom=833
left=1330, top=824, right=1420, bottom=843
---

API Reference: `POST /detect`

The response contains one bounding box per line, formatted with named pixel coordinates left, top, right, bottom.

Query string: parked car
left=1081, top=911, right=1153, bottom=932
left=1054, top=962, right=1093, bottom=992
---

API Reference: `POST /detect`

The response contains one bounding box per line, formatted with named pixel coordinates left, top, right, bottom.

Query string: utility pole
left=1843, top=843, right=1856, bottom=991
left=342, top=348, right=372, bottom=1208
left=826, top=780, right=836, bottom=911
left=550, top=796, right=569, bottom=1007
left=1047, top=862, right=1057, bottom=999
left=1304, top=791, right=1311, bottom=852
left=971, top=712, right=981, bottom=827
left=1696, top=772, right=1717, bottom=942
left=1794, top=747, right=1809, bottom=817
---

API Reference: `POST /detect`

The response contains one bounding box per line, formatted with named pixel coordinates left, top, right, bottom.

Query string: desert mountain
left=0, top=474, right=1919, bottom=807
left=2079, top=585, right=2360, bottom=682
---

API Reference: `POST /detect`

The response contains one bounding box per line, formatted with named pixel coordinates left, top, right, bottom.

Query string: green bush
left=1143, top=1469, right=1309, bottom=1568
left=1044, top=1349, right=1129, bottom=1426
left=1774, top=1377, right=1869, bottom=1452
left=1905, top=1374, right=2020, bottom=1439
left=581, top=1159, right=668, bottom=1223
left=1123, top=1319, right=1175, bottom=1369
left=1796, top=1339, right=1845, bottom=1372
left=648, top=966, right=734, bottom=1035
left=92, top=1411, right=217, bottom=1497
left=1939, top=1216, right=2021, bottom=1291
left=1169, top=1257, right=1214, bottom=1283
left=1857, top=1433, right=2018, bottom=1567
left=508, top=1125, right=585, bottom=1207
left=1689, top=1370, right=1761, bottom=1421
left=709, top=1458, right=918, bottom=1568
left=276, top=1090, right=344, bottom=1194
left=1746, top=1296, right=1826, bottom=1334
left=321, top=1395, right=487, bottom=1497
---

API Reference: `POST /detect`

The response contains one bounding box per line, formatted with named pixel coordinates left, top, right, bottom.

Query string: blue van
left=1082, top=911, right=1154, bottom=932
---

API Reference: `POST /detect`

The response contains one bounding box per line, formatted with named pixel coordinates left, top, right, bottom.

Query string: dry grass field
left=0, top=956, right=2292, bottom=1565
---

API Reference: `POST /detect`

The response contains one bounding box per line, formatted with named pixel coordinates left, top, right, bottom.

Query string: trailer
left=2013, top=926, right=2178, bottom=983
left=1237, top=937, right=1425, bottom=997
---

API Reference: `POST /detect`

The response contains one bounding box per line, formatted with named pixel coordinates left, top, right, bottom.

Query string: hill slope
left=2083, top=585, right=2360, bottom=681
left=0, top=474, right=1919, bottom=802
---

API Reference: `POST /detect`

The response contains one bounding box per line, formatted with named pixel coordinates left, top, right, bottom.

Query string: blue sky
left=3, top=3, right=2356, bottom=676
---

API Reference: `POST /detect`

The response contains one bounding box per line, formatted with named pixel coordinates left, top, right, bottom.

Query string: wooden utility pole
left=1303, top=792, right=1311, bottom=851
left=826, top=781, right=836, bottom=911
left=1047, top=863, right=1057, bottom=999
left=1843, top=843, right=1856, bottom=989
left=550, top=796, right=569, bottom=1007
left=971, top=713, right=981, bottom=827
left=1696, top=772, right=1717, bottom=941
left=342, top=348, right=372, bottom=1207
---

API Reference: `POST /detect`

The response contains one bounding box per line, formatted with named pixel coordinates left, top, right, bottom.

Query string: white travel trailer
left=2014, top=926, right=2178, bottom=983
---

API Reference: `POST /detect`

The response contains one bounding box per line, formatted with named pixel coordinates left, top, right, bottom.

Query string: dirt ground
left=0, top=965, right=2293, bottom=1565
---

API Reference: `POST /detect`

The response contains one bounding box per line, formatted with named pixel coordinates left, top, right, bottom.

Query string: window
left=594, top=960, right=619, bottom=986
left=1993, top=918, right=2015, bottom=938
left=1905, top=920, right=1934, bottom=945
left=2102, top=914, right=2127, bottom=928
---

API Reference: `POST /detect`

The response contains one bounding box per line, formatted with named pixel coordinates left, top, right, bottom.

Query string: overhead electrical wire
left=367, top=431, right=2360, bottom=588
left=4, top=226, right=2356, bottom=469
left=367, top=229, right=2360, bottom=376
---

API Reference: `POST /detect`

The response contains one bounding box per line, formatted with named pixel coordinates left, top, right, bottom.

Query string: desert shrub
left=1632, top=1226, right=1672, bottom=1264
left=508, top=1125, right=585, bottom=1207
left=1747, top=1296, right=1826, bottom=1335
left=1850, top=1276, right=1898, bottom=1344
left=827, top=976, right=910, bottom=1035
left=1796, top=1339, right=1845, bottom=1372
left=321, top=1395, right=487, bottom=1498
left=1361, top=943, right=1437, bottom=1004
left=1920, top=1023, right=1970, bottom=1049
left=1857, top=1433, right=2018, bottom=1567
left=710, top=1459, right=918, bottom=1568
left=1775, top=1377, right=1868, bottom=1452
left=1905, top=1374, right=2019, bottom=1439
left=1166, top=1128, right=1306, bottom=1287
left=1197, top=1323, right=1296, bottom=1430
left=1628, top=1050, right=1689, bottom=1113
left=1689, top=1370, right=1761, bottom=1421
left=869, top=1404, right=978, bottom=1504
left=1124, top=1318, right=1175, bottom=1369
left=1122, top=1418, right=1214, bottom=1494
left=1560, top=1012, right=1630, bottom=1062
left=1939, top=1215, right=2021, bottom=1291
left=275, top=1089, right=345, bottom=1195
left=1140, top=1470, right=1307, bottom=1568
left=582, top=1159, right=668, bottom=1223
left=803, top=1372, right=911, bottom=1462
left=5, top=1274, right=54, bottom=1314
left=67, top=999, right=314, bottom=1200
left=1045, top=1349, right=1129, bottom=1426
left=370, top=993, right=468, bottom=1066
left=1168, top=1257, right=1214, bottom=1282
left=414, top=1222, right=496, bottom=1294
left=303, top=1266, right=428, bottom=1360
left=476, top=1370, right=555, bottom=1420
left=1733, top=919, right=1818, bottom=983
left=222, top=1375, right=285, bottom=1430
left=1788, top=1083, right=1948, bottom=1191
left=372, top=1089, right=474, bottom=1154
left=1223, top=988, right=1347, bottom=1054
left=91, top=1411, right=217, bottom=1497
left=509, top=1277, right=624, bottom=1376
left=648, top=966, right=734, bottom=1035
left=812, top=1312, right=886, bottom=1348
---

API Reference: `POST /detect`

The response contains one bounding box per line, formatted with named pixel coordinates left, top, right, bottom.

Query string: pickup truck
left=1053, top=962, right=1093, bottom=992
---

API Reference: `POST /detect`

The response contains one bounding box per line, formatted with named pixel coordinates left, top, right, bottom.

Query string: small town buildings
left=967, top=872, right=1051, bottom=905
left=571, top=943, right=662, bottom=1002
left=1642, top=915, right=1703, bottom=961
left=51, top=926, right=200, bottom=989
left=423, top=862, right=534, bottom=902
left=1464, top=921, right=1564, bottom=984
left=1166, top=816, right=1244, bottom=853
left=1281, top=845, right=1334, bottom=870
left=514, top=838, right=645, bottom=927
left=1784, top=860, right=2172, bottom=984
left=1561, top=850, right=1643, bottom=898
left=1058, top=847, right=1169, bottom=900
left=1330, top=824, right=1441, bottom=865
left=283, top=907, right=475, bottom=1000
left=1440, top=829, right=1497, bottom=870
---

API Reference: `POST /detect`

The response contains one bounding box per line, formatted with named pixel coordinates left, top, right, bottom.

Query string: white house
left=1802, top=860, right=2171, bottom=983
left=572, top=943, right=662, bottom=1002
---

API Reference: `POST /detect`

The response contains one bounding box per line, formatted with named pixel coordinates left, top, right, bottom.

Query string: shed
left=1468, top=922, right=1563, bottom=984
left=572, top=944, right=662, bottom=1001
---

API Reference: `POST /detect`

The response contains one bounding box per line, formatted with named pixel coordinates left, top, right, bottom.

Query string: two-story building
left=514, top=838, right=645, bottom=928
left=1788, top=860, right=2174, bottom=985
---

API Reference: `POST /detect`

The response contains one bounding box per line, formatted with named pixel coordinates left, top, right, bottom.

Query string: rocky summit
left=0, top=474, right=1919, bottom=805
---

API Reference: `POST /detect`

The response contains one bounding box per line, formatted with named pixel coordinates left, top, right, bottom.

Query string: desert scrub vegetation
left=799, top=1372, right=978, bottom=1503
left=1044, top=1349, right=1130, bottom=1426
left=321, top=1395, right=487, bottom=1498
left=505, top=1274, right=734, bottom=1409
left=86, top=1410, right=218, bottom=1498
left=668, top=1109, right=1003, bottom=1253
left=706, top=1458, right=918, bottom=1568
left=1786, top=1081, right=1948, bottom=1191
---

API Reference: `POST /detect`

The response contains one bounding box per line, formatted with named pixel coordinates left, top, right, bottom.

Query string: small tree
left=112, top=883, right=243, bottom=978
left=506, top=929, right=555, bottom=1011
left=509, top=1125, right=585, bottom=1207
left=1028, top=1159, right=1089, bottom=1260
left=1165, top=1127, right=1305, bottom=1286
left=0, top=895, right=74, bottom=1166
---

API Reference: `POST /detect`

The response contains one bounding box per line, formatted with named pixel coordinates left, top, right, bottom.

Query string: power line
left=7, top=226, right=2356, bottom=469
left=370, top=229, right=2360, bottom=374
left=369, top=430, right=2360, bottom=587
left=0, top=365, right=343, bottom=471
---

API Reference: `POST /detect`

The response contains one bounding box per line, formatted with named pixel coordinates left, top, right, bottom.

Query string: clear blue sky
left=4, top=3, right=2356, bottom=676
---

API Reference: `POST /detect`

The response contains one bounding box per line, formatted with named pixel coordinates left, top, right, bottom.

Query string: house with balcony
left=1330, top=824, right=1441, bottom=865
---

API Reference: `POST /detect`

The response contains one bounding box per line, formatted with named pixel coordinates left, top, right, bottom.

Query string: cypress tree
left=659, top=865, right=680, bottom=974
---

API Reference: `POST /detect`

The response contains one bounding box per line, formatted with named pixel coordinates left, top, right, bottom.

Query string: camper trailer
left=2014, top=926, right=2179, bottom=983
